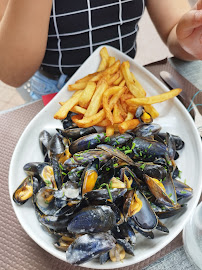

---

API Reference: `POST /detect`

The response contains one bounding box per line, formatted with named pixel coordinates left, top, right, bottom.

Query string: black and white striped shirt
left=42, top=0, right=146, bottom=77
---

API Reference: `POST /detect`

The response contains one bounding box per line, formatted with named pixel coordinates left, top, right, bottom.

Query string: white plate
left=9, top=45, right=202, bottom=269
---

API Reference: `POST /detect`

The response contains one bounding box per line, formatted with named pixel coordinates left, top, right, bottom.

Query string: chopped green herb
left=77, top=157, right=84, bottom=160
left=148, top=144, right=152, bottom=149
left=99, top=183, right=113, bottom=201
left=62, top=172, right=67, bottom=176
left=139, top=163, right=146, bottom=170
left=59, top=164, right=64, bottom=170
left=88, top=141, right=91, bottom=149
left=180, top=190, right=187, bottom=194
left=124, top=149, right=132, bottom=155
left=44, top=179, right=52, bottom=185
left=131, top=142, right=136, bottom=150
left=113, top=163, right=118, bottom=167
left=106, top=167, right=110, bottom=171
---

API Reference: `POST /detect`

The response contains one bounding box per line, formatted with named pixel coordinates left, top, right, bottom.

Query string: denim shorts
left=17, top=71, right=68, bottom=101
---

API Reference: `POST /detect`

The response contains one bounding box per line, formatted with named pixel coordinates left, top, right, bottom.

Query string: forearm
left=167, top=25, right=197, bottom=61
left=0, top=0, right=52, bottom=87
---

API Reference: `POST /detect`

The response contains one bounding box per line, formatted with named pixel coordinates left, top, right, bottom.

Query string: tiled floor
left=0, top=0, right=196, bottom=113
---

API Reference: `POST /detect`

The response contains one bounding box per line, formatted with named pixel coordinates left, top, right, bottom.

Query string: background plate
left=9, top=45, right=202, bottom=269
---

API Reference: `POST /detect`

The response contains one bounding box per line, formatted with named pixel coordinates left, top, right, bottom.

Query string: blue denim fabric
left=29, top=71, right=68, bottom=100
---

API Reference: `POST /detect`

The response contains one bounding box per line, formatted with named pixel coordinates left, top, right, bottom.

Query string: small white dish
left=9, top=45, right=202, bottom=269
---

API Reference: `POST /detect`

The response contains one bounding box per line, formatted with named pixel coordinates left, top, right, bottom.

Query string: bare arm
left=147, top=0, right=202, bottom=61
left=0, top=0, right=52, bottom=87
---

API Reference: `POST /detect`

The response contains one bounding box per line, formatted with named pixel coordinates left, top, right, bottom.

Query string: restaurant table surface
left=0, top=58, right=202, bottom=270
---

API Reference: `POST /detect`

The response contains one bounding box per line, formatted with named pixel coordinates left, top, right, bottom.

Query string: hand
left=176, top=0, right=202, bottom=60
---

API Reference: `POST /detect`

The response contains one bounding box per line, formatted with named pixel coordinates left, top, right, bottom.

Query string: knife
left=160, top=70, right=202, bottom=138
left=160, top=71, right=195, bottom=119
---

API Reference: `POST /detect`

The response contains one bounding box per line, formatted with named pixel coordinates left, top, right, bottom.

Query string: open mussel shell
left=24, top=162, right=58, bottom=189
left=48, top=133, right=66, bottom=157
left=56, top=126, right=97, bottom=140
left=66, top=233, right=116, bottom=265
left=132, top=137, right=169, bottom=162
left=23, top=162, right=50, bottom=176
left=155, top=132, right=185, bottom=151
left=51, top=157, right=63, bottom=190
left=97, top=144, right=136, bottom=166
left=69, top=133, right=106, bottom=155
left=129, top=190, right=158, bottom=232
left=34, top=187, right=57, bottom=216
left=173, top=179, right=193, bottom=201
left=155, top=204, right=187, bottom=219
left=131, top=123, right=161, bottom=138
left=63, top=166, right=85, bottom=183
left=84, top=188, right=127, bottom=203
left=39, top=130, right=52, bottom=156
left=111, top=222, right=136, bottom=245
left=135, top=106, right=153, bottom=124
left=120, top=166, right=143, bottom=190
left=13, top=176, right=33, bottom=205
left=67, top=205, right=116, bottom=234
left=61, top=112, right=77, bottom=129
left=73, top=149, right=112, bottom=166
left=132, top=162, right=167, bottom=182
left=80, top=158, right=99, bottom=196
left=128, top=217, right=154, bottom=239
left=107, top=133, right=133, bottom=147
left=97, top=158, right=115, bottom=186
left=156, top=219, right=169, bottom=233
left=144, top=174, right=177, bottom=208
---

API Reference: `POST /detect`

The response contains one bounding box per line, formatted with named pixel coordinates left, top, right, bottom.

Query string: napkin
left=42, top=93, right=57, bottom=106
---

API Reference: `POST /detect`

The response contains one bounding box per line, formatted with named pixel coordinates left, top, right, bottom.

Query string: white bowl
left=9, top=45, right=202, bottom=269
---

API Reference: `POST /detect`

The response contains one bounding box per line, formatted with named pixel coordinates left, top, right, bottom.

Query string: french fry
left=68, top=81, right=87, bottom=91
left=97, top=47, right=109, bottom=72
left=90, top=60, right=121, bottom=82
left=108, top=86, right=127, bottom=110
left=108, top=56, right=116, bottom=67
left=113, top=71, right=123, bottom=85
left=107, top=72, right=120, bottom=85
left=54, top=90, right=83, bottom=119
left=119, top=80, right=126, bottom=87
left=96, top=118, right=111, bottom=127
left=72, top=109, right=106, bottom=128
left=126, top=88, right=182, bottom=106
left=76, top=72, right=98, bottom=83
left=103, top=86, right=124, bottom=124
left=117, top=100, right=127, bottom=119
left=125, top=111, right=135, bottom=121
left=70, top=105, right=86, bottom=115
left=106, top=125, right=115, bottom=136
left=118, top=119, right=140, bottom=134
left=121, top=61, right=146, bottom=97
left=113, top=104, right=124, bottom=124
left=144, top=105, right=159, bottom=119
left=131, top=72, right=146, bottom=95
left=79, top=81, right=97, bottom=108
left=84, top=79, right=108, bottom=117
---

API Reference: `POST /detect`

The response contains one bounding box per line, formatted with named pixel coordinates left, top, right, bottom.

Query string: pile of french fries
left=54, top=47, right=181, bottom=136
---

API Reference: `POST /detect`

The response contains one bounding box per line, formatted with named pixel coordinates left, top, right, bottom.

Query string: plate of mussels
left=9, top=46, right=202, bottom=269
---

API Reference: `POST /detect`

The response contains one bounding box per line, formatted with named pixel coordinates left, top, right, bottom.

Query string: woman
left=0, top=0, right=201, bottom=99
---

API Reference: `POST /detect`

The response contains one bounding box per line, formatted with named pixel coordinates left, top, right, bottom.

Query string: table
left=0, top=58, right=201, bottom=270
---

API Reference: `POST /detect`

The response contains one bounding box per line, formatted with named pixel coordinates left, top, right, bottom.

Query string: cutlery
left=160, top=70, right=202, bottom=138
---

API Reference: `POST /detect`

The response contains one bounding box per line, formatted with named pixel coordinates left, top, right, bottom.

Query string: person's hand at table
left=147, top=0, right=202, bottom=61
left=176, top=0, right=202, bottom=60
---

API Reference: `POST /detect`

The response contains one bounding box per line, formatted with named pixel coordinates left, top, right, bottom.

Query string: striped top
left=42, top=0, right=146, bottom=77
